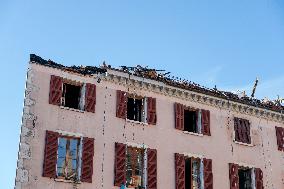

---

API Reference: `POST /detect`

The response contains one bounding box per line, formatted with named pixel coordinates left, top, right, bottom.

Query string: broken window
left=229, top=163, right=262, bottom=189
left=176, top=154, right=213, bottom=189
left=238, top=168, right=253, bottom=189
left=125, top=146, right=145, bottom=189
left=43, top=131, right=95, bottom=182
left=185, top=157, right=202, bottom=189
left=116, top=91, right=157, bottom=125
left=184, top=109, right=200, bottom=133
left=61, top=82, right=83, bottom=110
left=127, top=95, right=146, bottom=122
left=175, top=103, right=208, bottom=135
left=49, top=76, right=97, bottom=113
left=57, top=136, right=81, bottom=181
left=114, top=143, right=157, bottom=188
left=234, top=118, right=251, bottom=144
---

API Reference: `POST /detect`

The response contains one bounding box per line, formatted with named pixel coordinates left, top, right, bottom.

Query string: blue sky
left=1, top=0, right=284, bottom=188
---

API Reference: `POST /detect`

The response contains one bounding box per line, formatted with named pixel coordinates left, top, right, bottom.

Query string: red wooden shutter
left=114, top=142, right=126, bottom=186
left=175, top=153, right=185, bottom=189
left=203, top=158, right=213, bottom=189
left=81, top=137, right=95, bottom=183
left=255, top=168, right=264, bottom=189
left=43, top=130, right=59, bottom=178
left=239, top=119, right=246, bottom=143
left=276, top=126, right=284, bottom=151
left=202, top=110, right=211, bottom=136
left=280, top=127, right=284, bottom=151
left=49, top=75, right=63, bottom=105
left=236, top=118, right=251, bottom=144
left=234, top=118, right=242, bottom=142
left=116, top=90, right=128, bottom=119
left=244, top=120, right=251, bottom=144
left=147, top=97, right=157, bottom=125
left=85, top=83, right=96, bottom=113
left=147, top=148, right=157, bottom=189
left=229, top=163, right=239, bottom=189
left=275, top=127, right=281, bottom=151
left=175, top=103, right=184, bottom=131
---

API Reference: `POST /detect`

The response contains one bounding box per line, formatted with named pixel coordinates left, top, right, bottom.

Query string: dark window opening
left=185, top=158, right=192, bottom=189
left=239, top=168, right=252, bottom=189
left=126, top=147, right=145, bottom=189
left=185, top=157, right=201, bottom=189
left=57, top=137, right=80, bottom=180
left=184, top=110, right=198, bottom=133
left=127, top=97, right=144, bottom=122
left=62, top=83, right=82, bottom=109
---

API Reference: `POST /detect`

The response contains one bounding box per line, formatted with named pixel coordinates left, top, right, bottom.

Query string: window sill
left=183, top=131, right=203, bottom=137
left=54, top=178, right=81, bottom=184
left=126, top=119, right=148, bottom=126
left=60, top=106, right=85, bottom=113
left=233, top=140, right=254, bottom=147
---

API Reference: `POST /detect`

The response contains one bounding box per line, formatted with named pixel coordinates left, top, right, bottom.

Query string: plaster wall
left=15, top=63, right=284, bottom=189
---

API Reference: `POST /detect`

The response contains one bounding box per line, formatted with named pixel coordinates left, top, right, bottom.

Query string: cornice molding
left=103, top=73, right=284, bottom=124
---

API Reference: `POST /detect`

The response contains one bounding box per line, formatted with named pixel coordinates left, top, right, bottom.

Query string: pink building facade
left=15, top=55, right=284, bottom=189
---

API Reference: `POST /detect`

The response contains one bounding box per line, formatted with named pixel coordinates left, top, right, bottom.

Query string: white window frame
left=200, top=159, right=204, bottom=189
left=79, top=83, right=86, bottom=111
left=197, top=109, right=202, bottom=134
left=143, top=97, right=148, bottom=123
left=251, top=168, right=256, bottom=189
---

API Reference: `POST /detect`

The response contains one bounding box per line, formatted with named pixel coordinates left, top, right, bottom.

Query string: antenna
left=251, top=77, right=259, bottom=98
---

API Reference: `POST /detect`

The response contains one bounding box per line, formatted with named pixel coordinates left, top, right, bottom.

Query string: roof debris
left=30, top=54, right=284, bottom=113
left=30, top=54, right=107, bottom=75
left=116, top=65, right=284, bottom=113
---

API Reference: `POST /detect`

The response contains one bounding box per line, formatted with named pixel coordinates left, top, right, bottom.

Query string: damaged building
left=15, top=54, right=284, bottom=189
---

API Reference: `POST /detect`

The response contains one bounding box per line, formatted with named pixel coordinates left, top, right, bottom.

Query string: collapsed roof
left=30, top=54, right=284, bottom=113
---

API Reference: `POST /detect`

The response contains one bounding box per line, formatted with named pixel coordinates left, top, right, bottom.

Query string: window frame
left=55, top=131, right=84, bottom=182
left=183, top=154, right=205, bottom=189
left=125, top=143, right=148, bottom=189
left=126, top=94, right=148, bottom=124
left=183, top=107, right=202, bottom=135
left=238, top=166, right=256, bottom=189
left=60, top=79, right=86, bottom=111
